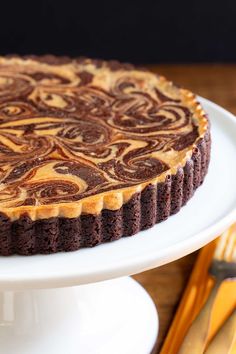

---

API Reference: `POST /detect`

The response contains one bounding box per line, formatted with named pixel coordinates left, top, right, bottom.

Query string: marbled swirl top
left=0, top=56, right=208, bottom=219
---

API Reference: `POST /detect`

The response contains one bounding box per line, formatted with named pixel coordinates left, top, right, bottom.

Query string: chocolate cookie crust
left=0, top=55, right=210, bottom=255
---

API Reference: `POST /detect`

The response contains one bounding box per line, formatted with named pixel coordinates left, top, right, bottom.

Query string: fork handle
left=178, top=278, right=222, bottom=354
left=204, top=308, right=236, bottom=354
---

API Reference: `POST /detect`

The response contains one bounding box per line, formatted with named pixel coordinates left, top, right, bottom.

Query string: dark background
left=1, top=0, right=236, bottom=63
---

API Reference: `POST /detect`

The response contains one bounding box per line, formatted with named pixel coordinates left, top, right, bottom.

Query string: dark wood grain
left=133, top=64, right=236, bottom=353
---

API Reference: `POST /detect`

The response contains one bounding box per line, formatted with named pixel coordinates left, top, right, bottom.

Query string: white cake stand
left=0, top=98, right=236, bottom=354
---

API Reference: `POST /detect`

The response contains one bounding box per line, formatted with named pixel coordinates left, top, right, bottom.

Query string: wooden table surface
left=133, top=64, right=236, bottom=353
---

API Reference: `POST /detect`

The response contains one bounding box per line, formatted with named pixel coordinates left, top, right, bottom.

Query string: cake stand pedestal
left=0, top=278, right=158, bottom=354
left=0, top=98, right=236, bottom=354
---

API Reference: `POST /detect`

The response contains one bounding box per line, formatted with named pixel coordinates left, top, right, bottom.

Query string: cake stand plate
left=0, top=97, right=236, bottom=354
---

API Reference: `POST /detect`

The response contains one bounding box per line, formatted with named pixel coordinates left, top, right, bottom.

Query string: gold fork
left=178, top=225, right=236, bottom=354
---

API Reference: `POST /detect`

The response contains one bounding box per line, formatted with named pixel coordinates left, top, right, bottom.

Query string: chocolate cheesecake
left=0, top=55, right=210, bottom=255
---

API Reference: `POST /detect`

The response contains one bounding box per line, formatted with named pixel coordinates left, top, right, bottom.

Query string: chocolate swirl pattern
left=0, top=56, right=208, bottom=221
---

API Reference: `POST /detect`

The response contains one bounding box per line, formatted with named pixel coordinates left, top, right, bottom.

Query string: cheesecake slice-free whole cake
left=0, top=55, right=210, bottom=255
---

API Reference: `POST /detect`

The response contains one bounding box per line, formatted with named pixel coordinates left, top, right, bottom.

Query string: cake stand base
left=0, top=277, right=158, bottom=354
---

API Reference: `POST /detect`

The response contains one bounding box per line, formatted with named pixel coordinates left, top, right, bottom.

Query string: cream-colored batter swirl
left=0, top=56, right=208, bottom=219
